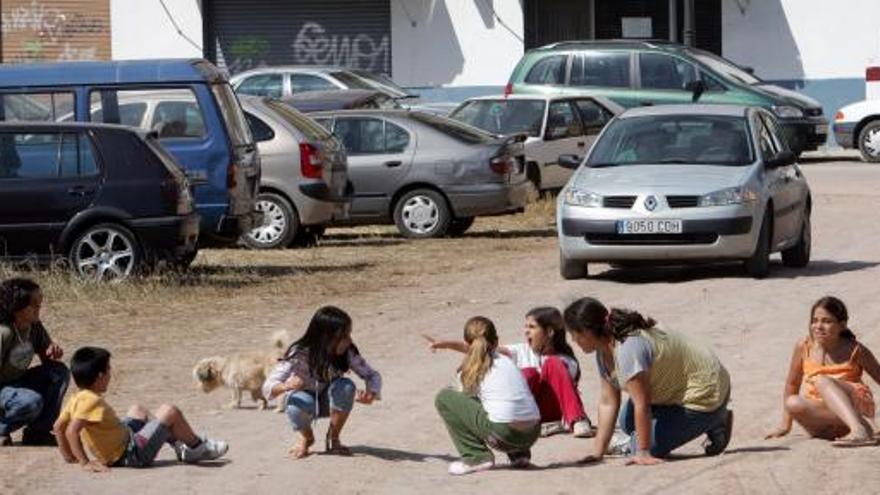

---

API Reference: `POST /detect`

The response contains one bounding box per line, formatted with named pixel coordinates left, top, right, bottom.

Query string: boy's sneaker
left=704, top=409, right=734, bottom=457
left=572, top=418, right=596, bottom=438
left=448, top=459, right=494, bottom=476
left=540, top=421, right=567, bottom=437
left=180, top=436, right=229, bottom=463
left=606, top=430, right=632, bottom=457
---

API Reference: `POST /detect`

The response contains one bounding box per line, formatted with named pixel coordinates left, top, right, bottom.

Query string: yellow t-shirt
left=59, top=389, right=128, bottom=465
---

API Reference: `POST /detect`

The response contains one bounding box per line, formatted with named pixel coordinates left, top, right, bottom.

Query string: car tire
left=743, top=209, right=772, bottom=279
left=857, top=120, right=880, bottom=163
left=68, top=223, right=143, bottom=282
left=393, top=189, right=451, bottom=238
left=446, top=217, right=475, bottom=237
left=243, top=192, right=299, bottom=249
left=781, top=207, right=811, bottom=268
left=560, top=250, right=588, bottom=280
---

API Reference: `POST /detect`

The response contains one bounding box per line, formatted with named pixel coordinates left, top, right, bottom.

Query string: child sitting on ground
left=766, top=296, right=880, bottom=447
left=53, top=347, right=227, bottom=471
left=429, top=316, right=541, bottom=475
left=263, top=305, right=382, bottom=459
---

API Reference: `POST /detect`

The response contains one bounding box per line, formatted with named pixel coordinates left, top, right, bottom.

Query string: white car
left=449, top=94, right=623, bottom=191
left=833, top=99, right=880, bottom=162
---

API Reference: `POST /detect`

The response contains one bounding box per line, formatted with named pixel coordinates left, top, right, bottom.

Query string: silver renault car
left=557, top=104, right=811, bottom=279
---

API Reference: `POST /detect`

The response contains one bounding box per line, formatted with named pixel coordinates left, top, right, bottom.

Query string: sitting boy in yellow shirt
left=53, top=347, right=228, bottom=471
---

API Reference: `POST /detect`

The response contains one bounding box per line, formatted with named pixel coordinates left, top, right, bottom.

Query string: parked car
left=231, top=66, right=412, bottom=99
left=309, top=109, right=529, bottom=238
left=0, top=59, right=261, bottom=249
left=449, top=94, right=623, bottom=190
left=238, top=96, right=351, bottom=249
left=506, top=40, right=828, bottom=154
left=557, top=104, right=811, bottom=279
left=282, top=89, right=401, bottom=114
left=832, top=99, right=880, bottom=162
left=0, top=122, right=199, bottom=281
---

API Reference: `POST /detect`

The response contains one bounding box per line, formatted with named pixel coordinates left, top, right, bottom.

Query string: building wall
left=1, top=0, right=111, bottom=63
left=110, top=0, right=202, bottom=60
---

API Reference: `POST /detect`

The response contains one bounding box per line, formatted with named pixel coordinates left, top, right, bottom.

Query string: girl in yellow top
left=766, top=296, right=880, bottom=447
left=563, top=297, right=732, bottom=466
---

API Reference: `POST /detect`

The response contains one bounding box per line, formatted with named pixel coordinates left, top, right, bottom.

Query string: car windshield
left=689, top=49, right=761, bottom=86
left=450, top=99, right=546, bottom=137
left=409, top=112, right=496, bottom=144
left=265, top=99, right=332, bottom=140
left=587, top=114, right=754, bottom=167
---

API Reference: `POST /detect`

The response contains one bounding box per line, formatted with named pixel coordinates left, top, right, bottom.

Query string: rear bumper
left=129, top=213, right=199, bottom=258
left=779, top=116, right=828, bottom=152
left=300, top=181, right=353, bottom=224
left=832, top=122, right=856, bottom=149
left=443, top=180, right=529, bottom=218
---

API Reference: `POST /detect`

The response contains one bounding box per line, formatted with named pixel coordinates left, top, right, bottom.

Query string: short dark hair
left=0, top=277, right=41, bottom=326
left=71, top=347, right=111, bottom=388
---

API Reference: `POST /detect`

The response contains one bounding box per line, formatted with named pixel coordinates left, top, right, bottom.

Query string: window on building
left=569, top=52, right=631, bottom=88
left=291, top=74, right=337, bottom=94
left=525, top=55, right=568, bottom=85
left=0, top=92, right=75, bottom=122
left=639, top=53, right=697, bottom=90
left=237, top=74, right=284, bottom=98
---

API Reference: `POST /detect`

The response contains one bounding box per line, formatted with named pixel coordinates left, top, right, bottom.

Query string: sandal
left=325, top=430, right=352, bottom=456
left=831, top=436, right=878, bottom=448
left=288, top=433, right=315, bottom=459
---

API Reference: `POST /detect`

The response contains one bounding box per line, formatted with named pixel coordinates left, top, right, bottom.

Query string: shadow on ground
left=345, top=445, right=456, bottom=463
left=590, top=260, right=879, bottom=284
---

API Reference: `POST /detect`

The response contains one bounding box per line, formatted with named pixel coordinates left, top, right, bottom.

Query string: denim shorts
left=113, top=417, right=171, bottom=467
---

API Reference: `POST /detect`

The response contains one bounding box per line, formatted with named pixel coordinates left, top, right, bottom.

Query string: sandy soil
left=3, top=156, right=880, bottom=495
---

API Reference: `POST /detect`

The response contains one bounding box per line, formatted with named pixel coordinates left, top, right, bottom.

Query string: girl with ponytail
left=427, top=316, right=540, bottom=476
left=563, top=297, right=732, bottom=465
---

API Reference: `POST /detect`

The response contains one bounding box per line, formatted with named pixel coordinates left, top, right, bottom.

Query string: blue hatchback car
left=0, top=59, right=260, bottom=249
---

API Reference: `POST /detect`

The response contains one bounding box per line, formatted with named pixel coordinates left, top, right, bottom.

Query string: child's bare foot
left=832, top=425, right=877, bottom=448
left=288, top=431, right=315, bottom=459
left=325, top=434, right=352, bottom=456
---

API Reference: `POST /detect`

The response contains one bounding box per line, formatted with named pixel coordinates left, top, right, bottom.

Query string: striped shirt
left=263, top=345, right=382, bottom=399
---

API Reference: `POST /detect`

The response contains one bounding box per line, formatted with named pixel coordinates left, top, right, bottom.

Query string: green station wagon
left=506, top=40, right=827, bottom=154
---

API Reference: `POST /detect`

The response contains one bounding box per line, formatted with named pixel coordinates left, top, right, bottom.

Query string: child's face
left=332, top=328, right=352, bottom=356
left=569, top=329, right=601, bottom=354
left=811, top=307, right=845, bottom=345
left=523, top=316, right=551, bottom=354
left=14, top=290, right=42, bottom=326
left=95, top=362, right=112, bottom=393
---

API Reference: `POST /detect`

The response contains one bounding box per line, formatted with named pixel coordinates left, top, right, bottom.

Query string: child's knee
left=155, top=404, right=181, bottom=421
left=329, top=378, right=356, bottom=411
left=784, top=395, right=806, bottom=414
left=434, top=388, right=457, bottom=412
left=126, top=404, right=149, bottom=419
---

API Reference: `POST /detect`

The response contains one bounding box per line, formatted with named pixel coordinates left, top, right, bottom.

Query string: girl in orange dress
left=766, top=296, right=880, bottom=447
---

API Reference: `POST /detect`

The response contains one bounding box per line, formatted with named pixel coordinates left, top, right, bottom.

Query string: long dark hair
left=526, top=306, right=580, bottom=381
left=563, top=297, right=656, bottom=343
left=285, top=306, right=358, bottom=382
left=0, top=278, right=40, bottom=327
left=811, top=296, right=856, bottom=341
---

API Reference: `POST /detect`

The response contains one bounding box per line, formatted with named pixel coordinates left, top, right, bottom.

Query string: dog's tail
left=271, top=330, right=291, bottom=351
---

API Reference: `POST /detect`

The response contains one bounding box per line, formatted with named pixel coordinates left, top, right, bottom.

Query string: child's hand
left=283, top=374, right=305, bottom=392
left=422, top=335, right=439, bottom=352
left=45, top=342, right=63, bottom=360
left=764, top=425, right=791, bottom=439
left=355, top=390, right=376, bottom=405
left=82, top=460, right=109, bottom=473
left=625, top=454, right=664, bottom=466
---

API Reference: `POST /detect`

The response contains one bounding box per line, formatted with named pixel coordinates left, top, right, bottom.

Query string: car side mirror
left=558, top=154, right=582, bottom=170
left=766, top=150, right=796, bottom=168
left=685, top=80, right=707, bottom=102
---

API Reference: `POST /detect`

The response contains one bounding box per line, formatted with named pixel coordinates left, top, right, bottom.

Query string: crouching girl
left=431, top=316, right=540, bottom=475
left=263, top=306, right=382, bottom=459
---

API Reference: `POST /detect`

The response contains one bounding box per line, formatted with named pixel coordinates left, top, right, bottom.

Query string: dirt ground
left=3, top=154, right=880, bottom=494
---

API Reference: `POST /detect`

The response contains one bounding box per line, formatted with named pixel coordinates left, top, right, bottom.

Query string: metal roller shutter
left=205, top=0, right=391, bottom=76
left=0, top=0, right=111, bottom=63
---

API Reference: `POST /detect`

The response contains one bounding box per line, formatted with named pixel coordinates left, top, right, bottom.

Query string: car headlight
left=564, top=188, right=603, bottom=208
left=698, top=187, right=759, bottom=207
left=772, top=105, right=804, bottom=118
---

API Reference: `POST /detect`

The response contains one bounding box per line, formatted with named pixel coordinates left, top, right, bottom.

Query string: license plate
left=617, top=219, right=683, bottom=234
left=815, top=123, right=828, bottom=135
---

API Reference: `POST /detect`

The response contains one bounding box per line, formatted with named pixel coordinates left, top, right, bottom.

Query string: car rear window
left=569, top=52, right=631, bottom=88
left=450, top=99, right=545, bottom=137
left=409, top=112, right=495, bottom=144
left=524, top=55, right=567, bottom=85
left=587, top=115, right=754, bottom=167
left=265, top=99, right=332, bottom=141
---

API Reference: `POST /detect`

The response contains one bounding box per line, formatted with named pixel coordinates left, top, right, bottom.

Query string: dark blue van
left=0, top=59, right=260, bottom=249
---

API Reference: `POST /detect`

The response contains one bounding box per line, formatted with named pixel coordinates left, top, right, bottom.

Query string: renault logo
left=644, top=195, right=658, bottom=212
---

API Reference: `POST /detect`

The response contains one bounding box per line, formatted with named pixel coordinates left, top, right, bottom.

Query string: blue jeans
left=285, top=377, right=356, bottom=431
left=618, top=398, right=729, bottom=457
left=0, top=361, right=70, bottom=436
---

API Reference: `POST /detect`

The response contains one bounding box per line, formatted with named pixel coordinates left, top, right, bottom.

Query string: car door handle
left=67, top=186, right=95, bottom=197
left=576, top=141, right=586, bottom=148
left=383, top=160, right=402, bottom=168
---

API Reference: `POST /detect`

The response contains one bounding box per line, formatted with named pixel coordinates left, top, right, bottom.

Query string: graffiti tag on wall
left=292, top=22, right=390, bottom=72
left=1, top=0, right=111, bottom=63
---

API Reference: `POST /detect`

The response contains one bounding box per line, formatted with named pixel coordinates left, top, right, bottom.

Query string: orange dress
left=802, top=339, right=875, bottom=417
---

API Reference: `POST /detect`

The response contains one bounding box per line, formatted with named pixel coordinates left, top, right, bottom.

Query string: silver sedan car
left=557, top=105, right=811, bottom=279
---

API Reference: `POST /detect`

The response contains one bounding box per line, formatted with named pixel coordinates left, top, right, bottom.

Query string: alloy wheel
left=401, top=195, right=439, bottom=235
left=72, top=227, right=136, bottom=282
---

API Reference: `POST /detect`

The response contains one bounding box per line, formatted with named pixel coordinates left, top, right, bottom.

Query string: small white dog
left=193, top=331, right=289, bottom=411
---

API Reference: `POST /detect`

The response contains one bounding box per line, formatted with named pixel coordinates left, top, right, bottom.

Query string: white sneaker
left=540, top=421, right=567, bottom=437
left=448, top=459, right=494, bottom=475
left=180, top=436, right=229, bottom=463
left=572, top=419, right=596, bottom=438
left=606, top=430, right=632, bottom=457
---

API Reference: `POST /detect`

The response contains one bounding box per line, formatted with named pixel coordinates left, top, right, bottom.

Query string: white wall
left=111, top=0, right=203, bottom=60
left=392, top=0, right=524, bottom=87
left=723, top=0, right=880, bottom=81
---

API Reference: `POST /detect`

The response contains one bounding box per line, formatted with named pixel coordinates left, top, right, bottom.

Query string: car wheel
left=781, top=207, right=811, bottom=268
left=446, top=217, right=475, bottom=237
left=858, top=120, right=880, bottom=163
left=243, top=192, right=299, bottom=249
left=743, top=209, right=772, bottom=279
left=69, top=223, right=142, bottom=282
left=560, top=250, right=588, bottom=280
left=393, top=189, right=451, bottom=238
